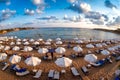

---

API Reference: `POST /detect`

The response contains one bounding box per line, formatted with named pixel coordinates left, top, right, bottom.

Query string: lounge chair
left=16, top=70, right=30, bottom=76
left=48, top=70, right=54, bottom=79
left=2, top=63, right=9, bottom=71
left=81, top=66, right=89, bottom=75
left=71, top=67, right=80, bottom=76
left=53, top=71, right=60, bottom=80
left=90, top=60, right=105, bottom=67
left=116, top=56, right=120, bottom=61
left=33, top=69, right=43, bottom=78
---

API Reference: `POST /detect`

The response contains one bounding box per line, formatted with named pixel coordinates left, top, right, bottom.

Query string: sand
left=0, top=39, right=120, bottom=80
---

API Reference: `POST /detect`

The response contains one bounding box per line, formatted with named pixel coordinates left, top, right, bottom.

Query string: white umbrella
left=55, top=47, right=66, bottom=54
left=45, top=41, right=51, bottom=45
left=0, top=45, right=4, bottom=50
left=56, top=38, right=61, bottom=41
left=76, top=40, right=83, bottom=43
left=73, top=37, right=78, bottom=40
left=55, top=57, right=72, bottom=67
left=23, top=41, right=30, bottom=45
left=24, top=46, right=33, bottom=52
left=73, top=45, right=83, bottom=52
left=33, top=41, right=40, bottom=45
left=86, top=44, right=94, bottom=48
left=9, top=55, right=21, bottom=64
left=38, top=48, right=48, bottom=54
left=12, top=46, right=20, bottom=51
left=0, top=53, right=7, bottom=61
left=4, top=46, right=10, bottom=50
left=47, top=39, right=52, bottom=42
left=101, top=50, right=110, bottom=55
left=38, top=38, right=43, bottom=41
left=10, top=42, right=15, bottom=45
left=95, top=44, right=102, bottom=48
left=29, top=39, right=35, bottom=42
left=17, top=38, right=21, bottom=42
left=16, top=41, right=21, bottom=45
left=23, top=39, right=27, bottom=42
left=84, top=54, right=97, bottom=63
left=25, top=56, right=41, bottom=66
left=56, top=41, right=63, bottom=45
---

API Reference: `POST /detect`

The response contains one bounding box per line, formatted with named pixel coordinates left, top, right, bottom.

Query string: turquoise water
left=2, top=28, right=120, bottom=40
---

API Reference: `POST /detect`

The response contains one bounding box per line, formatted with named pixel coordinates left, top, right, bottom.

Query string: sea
left=1, top=27, right=120, bottom=40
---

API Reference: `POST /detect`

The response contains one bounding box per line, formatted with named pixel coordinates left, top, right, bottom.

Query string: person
left=49, top=48, right=55, bottom=59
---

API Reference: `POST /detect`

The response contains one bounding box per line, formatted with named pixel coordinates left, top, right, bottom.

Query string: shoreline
left=0, top=27, right=120, bottom=34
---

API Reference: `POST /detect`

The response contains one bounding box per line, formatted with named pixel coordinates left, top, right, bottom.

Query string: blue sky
left=0, top=0, right=120, bottom=27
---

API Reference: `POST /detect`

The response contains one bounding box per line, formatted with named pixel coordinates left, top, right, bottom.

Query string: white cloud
left=32, top=0, right=44, bottom=5
left=80, top=3, right=91, bottom=13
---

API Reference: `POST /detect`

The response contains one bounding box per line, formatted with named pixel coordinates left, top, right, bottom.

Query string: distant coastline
left=0, top=27, right=35, bottom=34
left=93, top=28, right=120, bottom=34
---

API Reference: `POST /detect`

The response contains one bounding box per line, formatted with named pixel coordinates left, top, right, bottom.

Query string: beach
left=0, top=37, right=119, bottom=80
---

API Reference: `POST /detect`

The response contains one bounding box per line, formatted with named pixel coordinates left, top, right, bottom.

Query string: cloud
left=104, top=0, right=117, bottom=9
left=0, top=0, right=11, bottom=5
left=36, top=16, right=58, bottom=20
left=67, top=2, right=91, bottom=13
left=85, top=11, right=108, bottom=21
left=0, top=9, right=16, bottom=22
left=32, top=0, right=44, bottom=5
left=24, top=9, right=35, bottom=15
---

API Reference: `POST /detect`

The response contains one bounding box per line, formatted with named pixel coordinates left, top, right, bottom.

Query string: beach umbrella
left=73, top=37, right=78, bottom=40
left=101, top=50, right=110, bottom=55
left=55, top=57, right=72, bottom=67
left=47, top=39, right=52, bottom=42
left=0, top=53, right=7, bottom=61
left=23, top=41, right=30, bottom=45
left=38, top=38, right=43, bottom=41
left=25, top=56, right=41, bottom=66
left=29, top=39, right=35, bottom=42
left=17, top=38, right=21, bottom=42
left=9, top=55, right=21, bottom=64
left=55, top=47, right=66, bottom=54
left=24, top=46, right=33, bottom=52
left=45, top=41, right=51, bottom=45
left=12, top=46, right=20, bottom=51
left=84, top=54, right=97, bottom=63
left=23, top=39, right=27, bottom=42
left=33, top=41, right=40, bottom=45
left=4, top=46, right=10, bottom=50
left=86, top=44, right=94, bottom=48
left=73, top=45, right=83, bottom=52
left=10, top=42, right=15, bottom=45
left=56, top=38, right=61, bottom=41
left=108, top=47, right=115, bottom=51
left=38, top=48, right=48, bottom=54
left=56, top=41, right=63, bottom=45
left=16, top=41, right=21, bottom=45
left=76, top=40, right=83, bottom=43
left=95, top=44, right=102, bottom=48
left=101, top=43, right=107, bottom=46
left=0, top=45, right=4, bottom=50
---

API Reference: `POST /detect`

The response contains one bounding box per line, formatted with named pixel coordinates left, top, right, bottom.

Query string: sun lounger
left=2, top=63, right=9, bottom=71
left=71, top=67, right=80, bottom=76
left=81, top=66, right=89, bottom=75
left=48, top=70, right=54, bottom=79
left=16, top=70, right=30, bottom=76
left=33, top=69, right=43, bottom=78
left=90, top=60, right=105, bottom=67
left=53, top=71, right=60, bottom=80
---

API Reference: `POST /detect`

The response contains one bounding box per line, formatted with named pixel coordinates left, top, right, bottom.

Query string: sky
left=0, top=0, right=120, bottom=29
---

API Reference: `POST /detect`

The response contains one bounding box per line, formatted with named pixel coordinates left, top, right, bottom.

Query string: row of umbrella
left=0, top=52, right=109, bottom=67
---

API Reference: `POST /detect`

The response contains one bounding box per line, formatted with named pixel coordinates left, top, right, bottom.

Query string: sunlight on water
left=2, top=28, right=120, bottom=40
